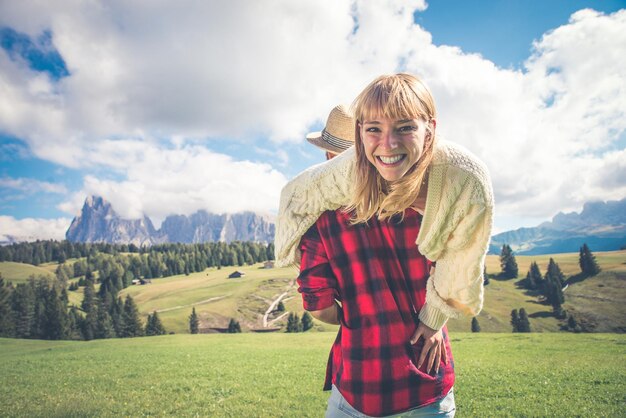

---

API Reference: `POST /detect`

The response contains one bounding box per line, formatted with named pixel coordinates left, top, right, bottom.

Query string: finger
left=426, top=343, right=438, bottom=373
left=434, top=344, right=442, bottom=374
left=410, top=329, right=422, bottom=345
left=441, top=340, right=448, bottom=365
left=417, top=343, right=431, bottom=369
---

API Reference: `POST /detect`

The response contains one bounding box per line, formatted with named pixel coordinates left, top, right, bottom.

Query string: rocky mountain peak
left=66, top=196, right=275, bottom=245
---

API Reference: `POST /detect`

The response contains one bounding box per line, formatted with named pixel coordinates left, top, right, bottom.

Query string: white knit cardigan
left=275, top=140, right=494, bottom=330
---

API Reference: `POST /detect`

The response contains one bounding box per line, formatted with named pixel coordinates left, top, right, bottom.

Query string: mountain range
left=489, top=198, right=626, bottom=255
left=65, top=196, right=275, bottom=246
left=61, top=195, right=626, bottom=254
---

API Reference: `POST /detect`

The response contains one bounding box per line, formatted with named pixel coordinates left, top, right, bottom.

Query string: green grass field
left=3, top=250, right=625, bottom=334
left=0, top=261, right=55, bottom=283
left=118, top=263, right=300, bottom=334
left=0, top=333, right=624, bottom=417
left=449, top=250, right=626, bottom=333
left=113, top=251, right=626, bottom=335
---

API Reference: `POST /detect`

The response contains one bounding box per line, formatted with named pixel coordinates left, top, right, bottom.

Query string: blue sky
left=0, top=0, right=625, bottom=241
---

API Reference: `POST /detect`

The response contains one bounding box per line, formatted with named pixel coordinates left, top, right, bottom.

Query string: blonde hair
left=346, top=73, right=437, bottom=224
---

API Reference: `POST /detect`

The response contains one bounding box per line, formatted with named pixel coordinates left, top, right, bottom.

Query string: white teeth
left=378, top=155, right=403, bottom=164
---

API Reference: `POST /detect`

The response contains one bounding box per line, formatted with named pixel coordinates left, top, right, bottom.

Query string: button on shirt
left=298, top=209, right=455, bottom=417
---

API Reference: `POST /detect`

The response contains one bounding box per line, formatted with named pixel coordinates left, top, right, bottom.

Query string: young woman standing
left=276, top=74, right=493, bottom=417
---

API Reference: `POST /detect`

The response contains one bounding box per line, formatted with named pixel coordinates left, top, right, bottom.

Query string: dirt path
left=267, top=311, right=290, bottom=327
left=155, top=295, right=229, bottom=313
left=262, top=279, right=297, bottom=327
left=263, top=291, right=290, bottom=327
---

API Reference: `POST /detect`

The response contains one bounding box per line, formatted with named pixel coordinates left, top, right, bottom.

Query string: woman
left=276, top=74, right=493, bottom=417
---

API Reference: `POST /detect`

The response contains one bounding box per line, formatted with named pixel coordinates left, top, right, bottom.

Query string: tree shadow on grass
left=491, top=273, right=518, bottom=282
left=565, top=272, right=592, bottom=286
left=528, top=311, right=554, bottom=319
left=525, top=298, right=550, bottom=306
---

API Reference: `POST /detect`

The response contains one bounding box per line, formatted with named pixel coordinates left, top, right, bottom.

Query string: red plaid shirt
left=298, top=209, right=455, bottom=416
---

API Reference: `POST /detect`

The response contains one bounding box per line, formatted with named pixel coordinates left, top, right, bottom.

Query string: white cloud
left=0, top=216, right=71, bottom=242
left=57, top=141, right=288, bottom=224
left=400, top=8, right=626, bottom=224
left=0, top=2, right=624, bottom=234
left=0, top=176, right=68, bottom=194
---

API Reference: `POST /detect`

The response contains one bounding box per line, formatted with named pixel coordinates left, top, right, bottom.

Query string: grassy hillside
left=4, top=250, right=624, bottom=334
left=0, top=333, right=624, bottom=417
left=118, top=263, right=301, bottom=334
left=0, top=261, right=55, bottom=283
left=451, top=250, right=626, bottom=333
left=117, top=251, right=625, bottom=335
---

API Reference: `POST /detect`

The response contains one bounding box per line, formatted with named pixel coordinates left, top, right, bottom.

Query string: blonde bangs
left=347, top=73, right=437, bottom=224
left=353, top=74, right=432, bottom=124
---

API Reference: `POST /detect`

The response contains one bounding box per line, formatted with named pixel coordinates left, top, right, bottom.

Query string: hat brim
left=306, top=131, right=353, bottom=155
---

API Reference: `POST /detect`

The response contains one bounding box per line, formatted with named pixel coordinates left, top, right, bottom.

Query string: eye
left=397, top=125, right=418, bottom=133
left=365, top=127, right=381, bottom=133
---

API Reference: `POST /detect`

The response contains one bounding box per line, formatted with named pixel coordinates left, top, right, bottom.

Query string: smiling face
left=360, top=116, right=430, bottom=182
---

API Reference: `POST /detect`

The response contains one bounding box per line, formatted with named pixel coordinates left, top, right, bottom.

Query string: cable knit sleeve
left=275, top=147, right=355, bottom=267
left=417, top=148, right=494, bottom=330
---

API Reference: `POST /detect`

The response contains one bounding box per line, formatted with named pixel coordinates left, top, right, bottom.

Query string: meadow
left=1, top=333, right=624, bottom=417
left=113, top=250, right=626, bottom=334
left=0, top=261, right=54, bottom=283
left=3, top=250, right=625, bottom=334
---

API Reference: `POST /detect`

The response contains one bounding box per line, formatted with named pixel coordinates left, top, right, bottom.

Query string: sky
left=0, top=0, right=625, bottom=242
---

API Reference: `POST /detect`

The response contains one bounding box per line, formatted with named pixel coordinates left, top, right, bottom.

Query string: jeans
left=325, top=385, right=455, bottom=418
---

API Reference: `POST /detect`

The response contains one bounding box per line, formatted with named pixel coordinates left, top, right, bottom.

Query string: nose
left=380, top=130, right=398, bottom=149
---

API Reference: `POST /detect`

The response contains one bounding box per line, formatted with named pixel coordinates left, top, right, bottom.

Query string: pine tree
left=145, top=313, right=152, bottom=333
left=189, top=307, right=199, bottom=334
left=146, top=311, right=167, bottom=336
left=67, top=306, right=84, bottom=340
left=545, top=258, right=566, bottom=287
left=82, top=307, right=97, bottom=341
left=579, top=243, right=601, bottom=276
left=499, top=244, right=519, bottom=278
left=523, top=261, right=543, bottom=290
left=81, top=279, right=96, bottom=313
left=276, top=301, right=285, bottom=312
left=31, top=279, right=49, bottom=339
left=286, top=313, right=300, bottom=333
left=227, top=318, right=241, bottom=333
left=517, top=308, right=531, bottom=332
left=55, top=265, right=70, bottom=286
left=511, top=309, right=520, bottom=332
left=528, top=262, right=542, bottom=290
left=553, top=304, right=567, bottom=320
left=121, top=295, right=144, bottom=337
left=544, top=259, right=565, bottom=314
left=567, top=315, right=582, bottom=333
left=483, top=265, right=489, bottom=286
left=94, top=301, right=115, bottom=339
left=11, top=283, right=35, bottom=338
left=153, top=311, right=167, bottom=335
left=471, top=317, right=481, bottom=332
left=301, top=312, right=314, bottom=331
left=78, top=278, right=98, bottom=340
left=0, top=277, right=14, bottom=337
left=110, top=297, right=124, bottom=337
left=43, top=286, right=70, bottom=340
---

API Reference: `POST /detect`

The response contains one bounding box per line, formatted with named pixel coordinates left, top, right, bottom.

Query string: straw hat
left=306, top=104, right=355, bottom=154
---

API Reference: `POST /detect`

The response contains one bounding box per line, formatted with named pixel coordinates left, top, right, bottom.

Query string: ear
left=430, top=118, right=437, bottom=130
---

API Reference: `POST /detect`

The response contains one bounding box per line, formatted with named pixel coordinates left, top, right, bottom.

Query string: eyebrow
left=362, top=119, right=416, bottom=124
